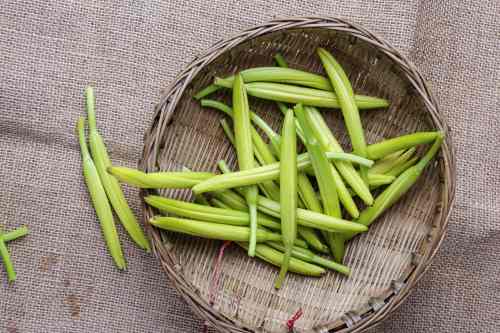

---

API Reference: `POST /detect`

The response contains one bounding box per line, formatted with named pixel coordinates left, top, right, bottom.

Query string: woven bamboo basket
left=139, top=16, right=456, bottom=332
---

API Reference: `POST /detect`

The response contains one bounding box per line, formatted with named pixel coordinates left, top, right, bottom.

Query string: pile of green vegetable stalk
left=78, top=49, right=443, bottom=289
left=76, top=87, right=151, bottom=270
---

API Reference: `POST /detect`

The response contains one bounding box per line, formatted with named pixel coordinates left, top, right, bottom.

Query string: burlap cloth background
left=0, top=1, right=498, bottom=332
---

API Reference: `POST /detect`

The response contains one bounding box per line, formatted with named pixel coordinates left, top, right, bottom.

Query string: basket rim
left=139, top=15, right=457, bottom=333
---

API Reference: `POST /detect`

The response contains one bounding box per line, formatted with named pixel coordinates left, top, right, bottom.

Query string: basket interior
left=151, top=29, right=442, bottom=332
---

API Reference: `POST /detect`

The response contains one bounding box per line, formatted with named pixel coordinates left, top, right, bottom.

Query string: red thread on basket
left=208, top=241, right=232, bottom=306
left=286, top=308, right=303, bottom=331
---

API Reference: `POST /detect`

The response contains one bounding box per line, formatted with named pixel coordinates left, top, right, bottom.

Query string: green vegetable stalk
left=366, top=174, right=396, bottom=187
left=232, top=74, right=259, bottom=256
left=193, top=83, right=222, bottom=100
left=108, top=166, right=214, bottom=189
left=294, top=104, right=341, bottom=219
left=76, top=117, right=126, bottom=269
left=366, top=132, right=440, bottom=160
left=192, top=151, right=373, bottom=194
left=217, top=67, right=333, bottom=91
left=274, top=53, right=289, bottom=68
left=368, top=148, right=415, bottom=175
left=214, top=80, right=389, bottom=110
left=237, top=243, right=325, bottom=277
left=0, top=229, right=16, bottom=283
left=275, top=109, right=298, bottom=289
left=150, top=216, right=282, bottom=242
left=386, top=156, right=419, bottom=177
left=2, top=226, right=29, bottom=243
left=144, top=195, right=281, bottom=230
left=267, top=242, right=350, bottom=275
left=85, top=87, right=150, bottom=252
left=256, top=196, right=368, bottom=234
left=209, top=198, right=231, bottom=209
left=318, top=48, right=370, bottom=186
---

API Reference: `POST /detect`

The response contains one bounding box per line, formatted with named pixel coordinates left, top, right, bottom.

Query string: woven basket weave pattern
left=140, top=17, right=455, bottom=333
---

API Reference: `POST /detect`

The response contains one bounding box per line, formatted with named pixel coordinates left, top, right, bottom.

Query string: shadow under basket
left=140, top=17, right=456, bottom=333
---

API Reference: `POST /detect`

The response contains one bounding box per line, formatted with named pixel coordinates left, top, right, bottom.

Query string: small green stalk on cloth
left=76, top=117, right=126, bottom=270
left=3, top=226, right=29, bottom=243
left=85, top=87, right=150, bottom=252
left=0, top=228, right=16, bottom=283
